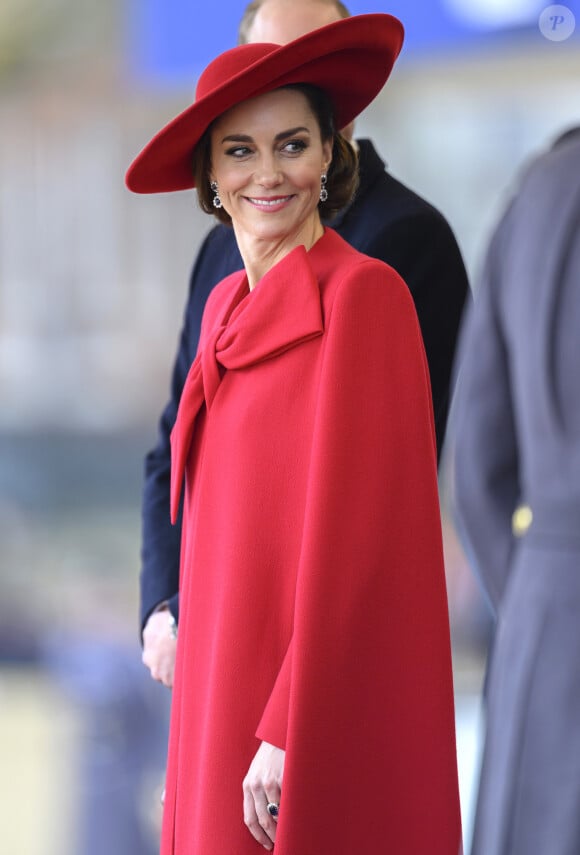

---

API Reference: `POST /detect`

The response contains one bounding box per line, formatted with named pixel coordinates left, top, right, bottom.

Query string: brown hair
left=193, top=83, right=358, bottom=225
left=238, top=0, right=351, bottom=45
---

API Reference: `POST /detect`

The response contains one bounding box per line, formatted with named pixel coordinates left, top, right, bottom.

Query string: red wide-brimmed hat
left=125, top=13, right=404, bottom=194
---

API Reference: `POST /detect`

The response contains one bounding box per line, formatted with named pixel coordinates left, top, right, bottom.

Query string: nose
left=254, top=154, right=282, bottom=188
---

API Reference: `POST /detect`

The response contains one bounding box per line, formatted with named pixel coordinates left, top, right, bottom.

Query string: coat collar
left=170, top=236, right=327, bottom=522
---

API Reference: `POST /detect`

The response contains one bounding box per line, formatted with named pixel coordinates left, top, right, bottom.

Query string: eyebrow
left=221, top=126, right=311, bottom=144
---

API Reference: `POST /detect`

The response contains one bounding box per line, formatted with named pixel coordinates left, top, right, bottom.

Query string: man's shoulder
left=517, top=131, right=580, bottom=207
left=336, top=140, right=464, bottom=277
left=345, top=140, right=469, bottom=306
left=355, top=140, right=448, bottom=223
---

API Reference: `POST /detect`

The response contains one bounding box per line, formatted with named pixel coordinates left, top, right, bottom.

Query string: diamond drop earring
left=210, top=180, right=222, bottom=209
left=319, top=173, right=328, bottom=203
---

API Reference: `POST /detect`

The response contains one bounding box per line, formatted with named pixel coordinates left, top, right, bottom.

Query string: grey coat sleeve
left=450, top=215, right=520, bottom=616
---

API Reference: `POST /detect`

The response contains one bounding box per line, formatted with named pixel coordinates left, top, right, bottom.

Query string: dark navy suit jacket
left=140, top=139, right=469, bottom=628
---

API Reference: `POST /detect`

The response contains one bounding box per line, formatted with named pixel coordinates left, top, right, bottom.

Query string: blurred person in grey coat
left=451, top=125, right=580, bottom=855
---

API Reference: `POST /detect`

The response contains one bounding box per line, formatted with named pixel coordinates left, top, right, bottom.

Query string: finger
left=243, top=780, right=273, bottom=850
left=142, top=645, right=175, bottom=688
left=253, top=784, right=279, bottom=845
left=158, top=660, right=174, bottom=689
left=142, top=650, right=164, bottom=684
left=265, top=798, right=280, bottom=822
left=264, top=779, right=281, bottom=826
left=142, top=651, right=162, bottom=684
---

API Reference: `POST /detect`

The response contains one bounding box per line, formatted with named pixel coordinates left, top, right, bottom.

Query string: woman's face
left=209, top=88, right=332, bottom=246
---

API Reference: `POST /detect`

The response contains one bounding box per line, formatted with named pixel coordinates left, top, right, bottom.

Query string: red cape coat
left=162, top=228, right=461, bottom=854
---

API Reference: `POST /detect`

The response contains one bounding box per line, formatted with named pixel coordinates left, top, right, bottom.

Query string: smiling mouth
left=246, top=195, right=294, bottom=208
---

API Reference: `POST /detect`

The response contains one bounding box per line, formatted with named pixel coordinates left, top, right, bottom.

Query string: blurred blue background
left=127, top=0, right=579, bottom=82
left=0, top=1, right=578, bottom=852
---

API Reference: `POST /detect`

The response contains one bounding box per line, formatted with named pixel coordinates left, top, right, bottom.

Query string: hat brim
left=125, top=14, right=404, bottom=194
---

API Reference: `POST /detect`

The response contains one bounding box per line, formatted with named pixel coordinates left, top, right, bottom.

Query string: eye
left=225, top=145, right=253, bottom=158
left=282, top=139, right=308, bottom=155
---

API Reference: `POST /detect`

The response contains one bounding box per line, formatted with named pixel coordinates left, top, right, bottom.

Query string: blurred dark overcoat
left=452, top=129, right=580, bottom=855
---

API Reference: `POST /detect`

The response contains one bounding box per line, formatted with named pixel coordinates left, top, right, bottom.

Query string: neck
left=234, top=216, right=324, bottom=290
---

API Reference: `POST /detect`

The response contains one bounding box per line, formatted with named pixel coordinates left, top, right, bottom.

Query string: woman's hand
left=242, top=741, right=285, bottom=850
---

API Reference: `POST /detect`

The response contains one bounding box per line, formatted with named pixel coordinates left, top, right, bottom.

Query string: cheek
left=215, top=164, right=250, bottom=195
left=289, top=164, right=323, bottom=192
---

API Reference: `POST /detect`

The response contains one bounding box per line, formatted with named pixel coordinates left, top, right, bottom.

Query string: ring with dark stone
left=266, top=802, right=280, bottom=819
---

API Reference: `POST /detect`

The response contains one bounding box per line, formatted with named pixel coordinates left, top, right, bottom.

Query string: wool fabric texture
left=162, top=228, right=461, bottom=854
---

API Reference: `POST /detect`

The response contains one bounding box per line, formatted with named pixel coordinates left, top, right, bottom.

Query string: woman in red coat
left=127, top=14, right=461, bottom=855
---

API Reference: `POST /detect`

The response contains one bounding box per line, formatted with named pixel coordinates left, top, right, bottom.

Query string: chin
left=248, top=219, right=298, bottom=242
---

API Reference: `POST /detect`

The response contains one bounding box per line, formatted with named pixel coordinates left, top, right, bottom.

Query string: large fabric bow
left=170, top=245, right=325, bottom=523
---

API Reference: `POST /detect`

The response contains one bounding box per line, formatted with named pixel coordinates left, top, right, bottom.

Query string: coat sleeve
left=451, top=212, right=520, bottom=617
left=258, top=260, right=461, bottom=853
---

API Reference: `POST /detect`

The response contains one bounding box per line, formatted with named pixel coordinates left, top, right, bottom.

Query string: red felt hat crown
left=125, top=13, right=404, bottom=194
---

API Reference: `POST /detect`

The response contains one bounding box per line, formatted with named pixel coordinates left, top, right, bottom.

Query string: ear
left=322, top=139, right=333, bottom=172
